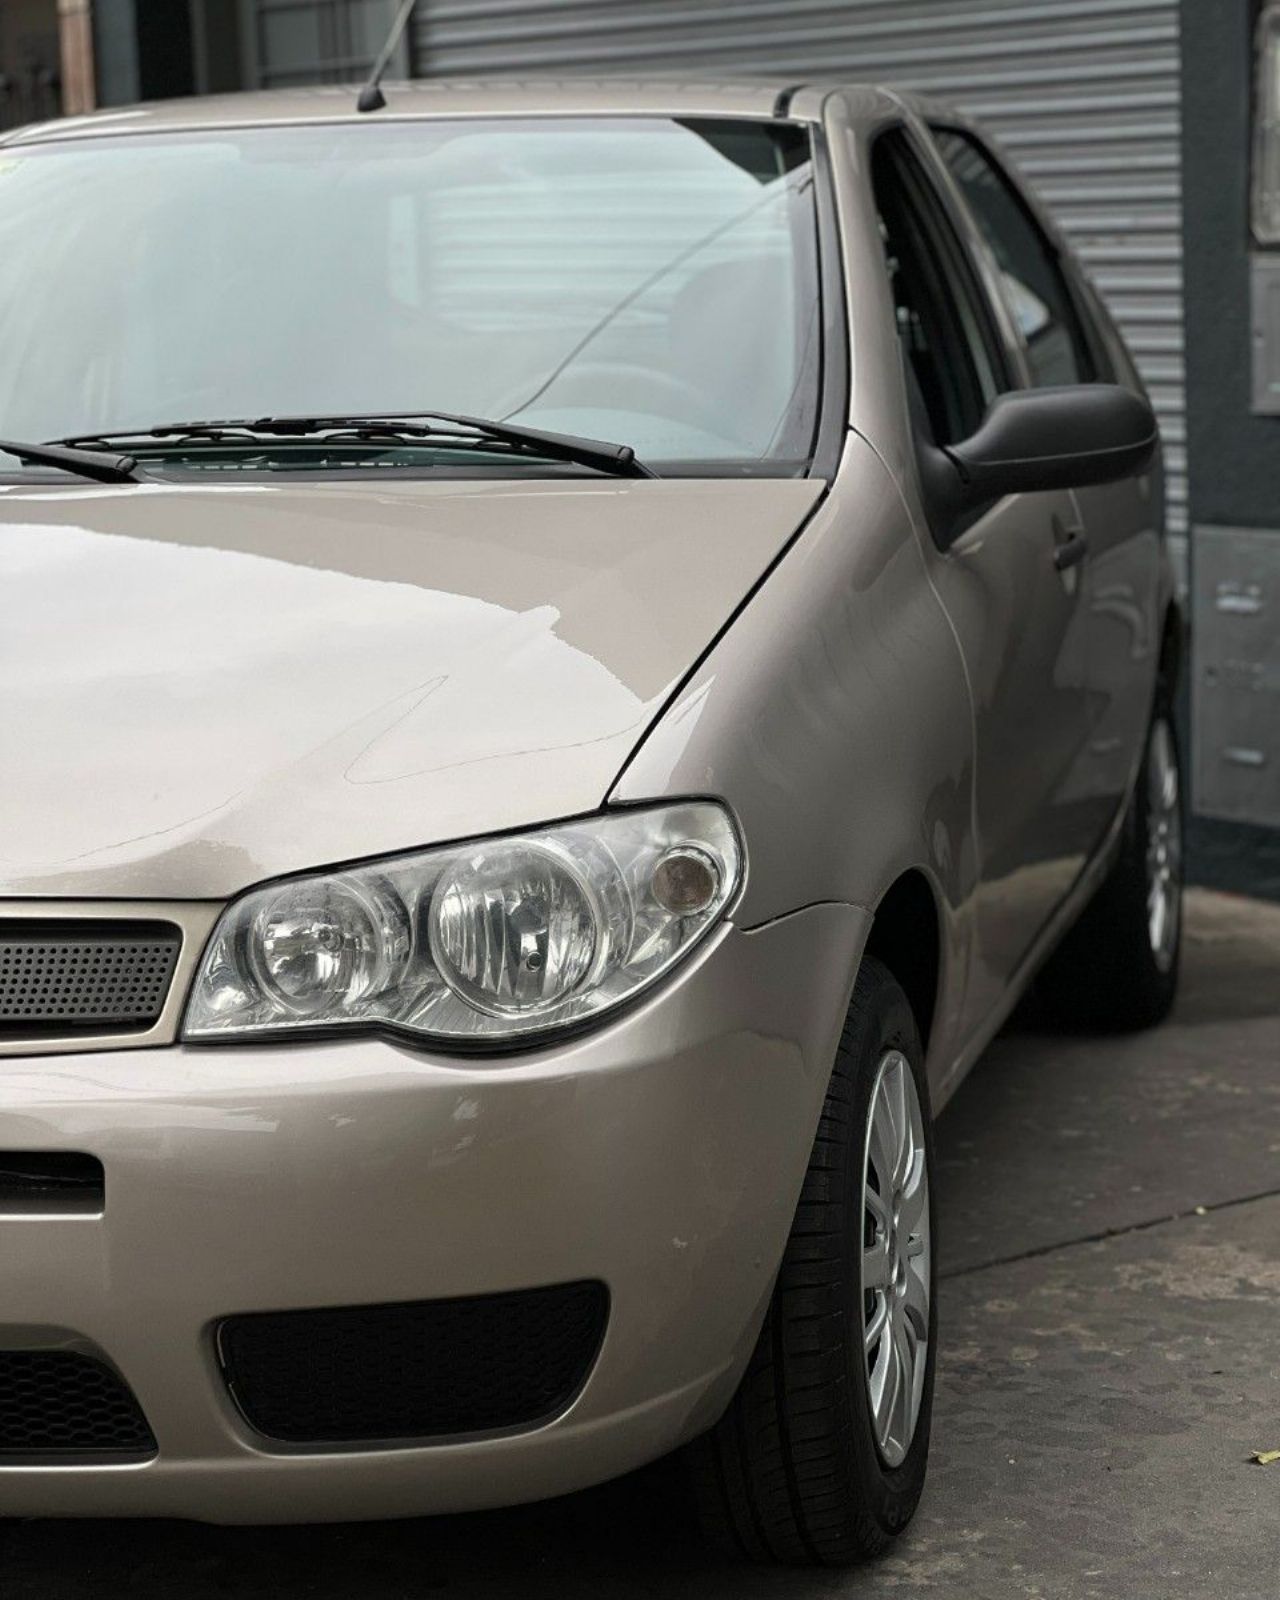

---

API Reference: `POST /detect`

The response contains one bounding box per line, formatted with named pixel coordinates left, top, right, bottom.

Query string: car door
left=931, top=124, right=1164, bottom=853
left=871, top=128, right=1101, bottom=1033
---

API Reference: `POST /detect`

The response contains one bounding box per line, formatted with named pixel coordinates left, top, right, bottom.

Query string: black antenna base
left=354, top=0, right=417, bottom=114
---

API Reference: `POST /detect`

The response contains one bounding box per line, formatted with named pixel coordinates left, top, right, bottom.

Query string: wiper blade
left=64, top=411, right=656, bottom=479
left=253, top=412, right=656, bottom=478
left=0, top=437, right=139, bottom=484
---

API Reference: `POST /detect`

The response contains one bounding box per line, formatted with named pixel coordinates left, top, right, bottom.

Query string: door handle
left=1053, top=532, right=1089, bottom=573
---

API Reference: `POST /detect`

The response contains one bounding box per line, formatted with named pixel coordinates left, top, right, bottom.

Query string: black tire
left=686, top=956, right=937, bottom=1566
left=1034, top=693, right=1183, bottom=1032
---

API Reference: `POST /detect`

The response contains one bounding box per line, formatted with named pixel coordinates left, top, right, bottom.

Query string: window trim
left=807, top=121, right=854, bottom=481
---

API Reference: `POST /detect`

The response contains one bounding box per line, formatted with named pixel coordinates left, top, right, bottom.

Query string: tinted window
left=872, top=130, right=1004, bottom=445
left=935, top=128, right=1095, bottom=387
left=0, top=118, right=820, bottom=473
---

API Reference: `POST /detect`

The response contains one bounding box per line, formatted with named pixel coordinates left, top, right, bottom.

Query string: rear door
left=871, top=128, right=1101, bottom=1029
left=931, top=124, right=1163, bottom=856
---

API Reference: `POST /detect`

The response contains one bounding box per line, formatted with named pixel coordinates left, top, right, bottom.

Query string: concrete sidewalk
left=6, top=890, right=1279, bottom=1599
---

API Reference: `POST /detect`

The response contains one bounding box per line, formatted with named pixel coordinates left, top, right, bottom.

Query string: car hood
left=2, top=476, right=822, bottom=899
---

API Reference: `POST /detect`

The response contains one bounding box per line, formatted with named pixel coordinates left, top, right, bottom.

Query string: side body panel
left=612, top=431, right=978, bottom=1099
left=919, top=108, right=1166, bottom=867
left=923, top=489, right=1104, bottom=1013
left=809, top=90, right=1163, bottom=1052
left=883, top=119, right=1107, bottom=1021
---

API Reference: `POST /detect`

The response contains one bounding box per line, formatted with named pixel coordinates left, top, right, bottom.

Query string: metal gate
left=413, top=0, right=1187, bottom=562
left=241, top=0, right=409, bottom=87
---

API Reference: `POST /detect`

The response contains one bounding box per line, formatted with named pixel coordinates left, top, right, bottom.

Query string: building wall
left=1180, top=0, right=1280, bottom=893
left=0, top=0, right=61, bottom=128
left=1182, top=0, right=1280, bottom=525
left=93, top=0, right=142, bottom=104
left=0, top=0, right=59, bottom=62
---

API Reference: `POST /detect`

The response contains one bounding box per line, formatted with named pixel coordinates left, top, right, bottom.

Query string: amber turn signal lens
left=651, top=848, right=721, bottom=917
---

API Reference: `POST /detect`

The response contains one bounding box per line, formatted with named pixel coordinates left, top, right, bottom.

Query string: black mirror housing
left=923, top=384, right=1159, bottom=545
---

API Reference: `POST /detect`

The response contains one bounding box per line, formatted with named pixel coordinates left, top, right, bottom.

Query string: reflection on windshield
left=0, top=118, right=822, bottom=472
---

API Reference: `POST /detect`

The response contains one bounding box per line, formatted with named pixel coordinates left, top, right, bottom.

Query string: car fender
left=610, top=432, right=978, bottom=1085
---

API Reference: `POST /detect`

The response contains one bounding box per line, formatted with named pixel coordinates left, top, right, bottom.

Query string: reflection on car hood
left=1, top=476, right=822, bottom=899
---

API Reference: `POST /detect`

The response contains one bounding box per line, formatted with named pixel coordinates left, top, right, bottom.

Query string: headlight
left=182, top=802, right=742, bottom=1047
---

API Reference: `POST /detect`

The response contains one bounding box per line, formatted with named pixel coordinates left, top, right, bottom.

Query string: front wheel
left=686, top=956, right=936, bottom=1565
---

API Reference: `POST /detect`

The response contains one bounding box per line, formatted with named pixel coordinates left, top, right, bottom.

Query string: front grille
left=218, top=1281, right=609, bottom=1448
left=0, top=1350, right=156, bottom=1457
left=0, top=921, right=180, bottom=1033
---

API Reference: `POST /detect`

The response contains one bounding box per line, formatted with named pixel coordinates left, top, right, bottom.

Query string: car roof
left=1, top=78, right=919, bottom=147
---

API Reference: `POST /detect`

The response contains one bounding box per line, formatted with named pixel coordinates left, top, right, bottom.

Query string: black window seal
left=773, top=83, right=807, bottom=119
left=807, top=121, right=852, bottom=482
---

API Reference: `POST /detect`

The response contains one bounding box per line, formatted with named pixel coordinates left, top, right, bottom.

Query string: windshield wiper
left=63, top=411, right=656, bottom=480
left=0, top=437, right=139, bottom=485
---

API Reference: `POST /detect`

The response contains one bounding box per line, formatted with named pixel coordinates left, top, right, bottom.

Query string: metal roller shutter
left=243, top=0, right=409, bottom=88
left=414, top=0, right=1186, bottom=556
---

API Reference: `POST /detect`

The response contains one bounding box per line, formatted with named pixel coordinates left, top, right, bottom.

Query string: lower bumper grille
left=218, top=1281, right=609, bottom=1448
left=0, top=1350, right=156, bottom=1457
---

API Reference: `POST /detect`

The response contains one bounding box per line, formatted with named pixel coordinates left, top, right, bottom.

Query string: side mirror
left=923, top=384, right=1159, bottom=544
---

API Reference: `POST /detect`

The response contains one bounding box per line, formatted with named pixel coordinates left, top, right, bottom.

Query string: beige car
left=0, top=79, right=1180, bottom=1565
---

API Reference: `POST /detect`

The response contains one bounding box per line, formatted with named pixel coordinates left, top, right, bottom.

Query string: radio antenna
left=357, top=0, right=419, bottom=113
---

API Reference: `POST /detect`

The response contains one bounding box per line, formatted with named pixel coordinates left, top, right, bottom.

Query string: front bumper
left=0, top=901, right=868, bottom=1523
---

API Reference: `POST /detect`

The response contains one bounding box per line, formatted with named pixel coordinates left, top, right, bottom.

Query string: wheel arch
left=862, top=868, right=943, bottom=1057
left=1158, top=597, right=1185, bottom=700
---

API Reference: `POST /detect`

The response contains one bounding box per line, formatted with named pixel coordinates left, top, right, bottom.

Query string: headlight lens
left=182, top=802, right=741, bottom=1046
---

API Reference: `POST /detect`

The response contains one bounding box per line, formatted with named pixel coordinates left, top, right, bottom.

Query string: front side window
left=0, top=117, right=821, bottom=474
left=1255, top=3, right=1280, bottom=244
left=873, top=130, right=1004, bottom=446
left=935, top=127, right=1094, bottom=388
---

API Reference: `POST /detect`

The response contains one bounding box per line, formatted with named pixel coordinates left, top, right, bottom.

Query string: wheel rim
left=1145, top=718, right=1182, bottom=974
left=860, top=1049, right=931, bottom=1469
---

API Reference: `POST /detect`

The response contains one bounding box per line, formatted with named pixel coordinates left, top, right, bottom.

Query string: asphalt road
left=6, top=889, right=1279, bottom=1599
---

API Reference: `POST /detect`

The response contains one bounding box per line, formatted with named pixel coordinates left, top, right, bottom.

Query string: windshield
left=0, top=116, right=822, bottom=475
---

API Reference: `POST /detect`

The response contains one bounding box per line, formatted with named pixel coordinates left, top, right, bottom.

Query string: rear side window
left=872, top=130, right=1006, bottom=445
left=934, top=127, right=1095, bottom=387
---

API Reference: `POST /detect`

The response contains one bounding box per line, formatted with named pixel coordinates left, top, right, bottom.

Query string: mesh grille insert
left=218, top=1281, right=609, bottom=1447
left=0, top=921, right=181, bottom=1033
left=0, top=1350, right=156, bottom=1457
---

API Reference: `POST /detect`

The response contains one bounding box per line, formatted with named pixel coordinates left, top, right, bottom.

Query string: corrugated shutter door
left=414, top=0, right=1186, bottom=552
left=246, top=0, right=408, bottom=88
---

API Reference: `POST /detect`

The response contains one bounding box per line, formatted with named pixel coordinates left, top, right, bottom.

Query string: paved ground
left=6, top=889, right=1279, bottom=1599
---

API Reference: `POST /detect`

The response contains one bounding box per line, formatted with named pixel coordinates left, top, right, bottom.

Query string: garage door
left=413, top=0, right=1187, bottom=557
left=241, top=0, right=408, bottom=86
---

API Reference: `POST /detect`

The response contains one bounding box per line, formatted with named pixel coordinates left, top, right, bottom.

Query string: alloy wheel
left=1145, top=718, right=1183, bottom=973
left=860, top=1049, right=931, bottom=1468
